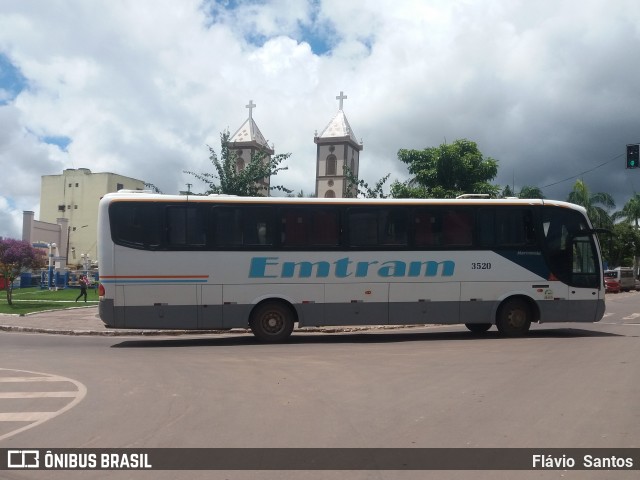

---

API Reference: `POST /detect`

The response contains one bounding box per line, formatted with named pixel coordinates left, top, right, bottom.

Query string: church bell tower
left=314, top=91, right=363, bottom=198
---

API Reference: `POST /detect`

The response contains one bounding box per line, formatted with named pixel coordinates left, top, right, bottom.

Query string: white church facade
left=228, top=91, right=363, bottom=198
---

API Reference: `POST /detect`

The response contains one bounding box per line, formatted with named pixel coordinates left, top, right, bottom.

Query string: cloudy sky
left=1, top=0, right=640, bottom=239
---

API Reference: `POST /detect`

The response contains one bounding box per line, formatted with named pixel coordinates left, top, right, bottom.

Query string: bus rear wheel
left=249, top=301, right=295, bottom=343
left=496, top=298, right=531, bottom=337
left=465, top=323, right=492, bottom=334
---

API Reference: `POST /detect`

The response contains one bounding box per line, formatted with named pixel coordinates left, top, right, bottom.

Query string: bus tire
left=249, top=301, right=295, bottom=343
left=496, top=298, right=531, bottom=337
left=465, top=323, right=492, bottom=333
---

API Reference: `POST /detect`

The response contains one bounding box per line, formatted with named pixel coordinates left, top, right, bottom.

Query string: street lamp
left=48, top=243, right=57, bottom=290
left=80, top=254, right=91, bottom=273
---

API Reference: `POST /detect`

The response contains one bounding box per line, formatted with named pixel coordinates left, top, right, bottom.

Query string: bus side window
left=496, top=209, right=536, bottom=247
left=281, top=209, right=307, bottom=246
left=213, top=207, right=243, bottom=246
left=379, top=209, right=408, bottom=246
left=111, top=203, right=161, bottom=249
left=348, top=209, right=378, bottom=247
left=311, top=209, right=339, bottom=246
left=280, top=208, right=340, bottom=247
left=166, top=205, right=205, bottom=247
left=413, top=209, right=441, bottom=247
left=443, top=210, right=473, bottom=246
left=243, top=207, right=273, bottom=246
left=477, top=209, right=495, bottom=247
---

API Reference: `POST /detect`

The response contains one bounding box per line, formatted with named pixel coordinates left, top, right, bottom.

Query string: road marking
left=0, top=368, right=87, bottom=442
left=622, top=313, right=640, bottom=320
left=0, top=392, right=77, bottom=398
left=0, top=376, right=76, bottom=382
left=0, top=412, right=56, bottom=421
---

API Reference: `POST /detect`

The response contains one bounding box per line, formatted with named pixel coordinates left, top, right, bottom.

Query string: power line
left=542, top=153, right=623, bottom=189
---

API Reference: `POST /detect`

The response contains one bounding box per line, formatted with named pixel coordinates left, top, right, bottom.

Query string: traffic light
left=627, top=144, right=640, bottom=169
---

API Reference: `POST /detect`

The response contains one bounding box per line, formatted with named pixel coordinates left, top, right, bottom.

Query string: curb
left=0, top=325, right=243, bottom=336
left=0, top=323, right=432, bottom=337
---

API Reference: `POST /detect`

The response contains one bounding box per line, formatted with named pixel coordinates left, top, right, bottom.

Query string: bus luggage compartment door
left=122, top=284, right=198, bottom=329
left=324, top=283, right=388, bottom=326
left=389, top=282, right=460, bottom=325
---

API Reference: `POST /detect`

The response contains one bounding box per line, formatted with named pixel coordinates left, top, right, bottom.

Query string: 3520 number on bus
left=471, top=262, right=492, bottom=270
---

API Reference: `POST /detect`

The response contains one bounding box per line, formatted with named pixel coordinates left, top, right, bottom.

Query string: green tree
left=0, top=239, right=45, bottom=305
left=185, top=131, right=292, bottom=196
left=612, top=193, right=640, bottom=227
left=499, top=185, right=545, bottom=199
left=566, top=179, right=615, bottom=229
left=144, top=182, right=163, bottom=194
left=600, top=222, right=640, bottom=268
left=343, top=166, right=391, bottom=198
left=389, top=179, right=429, bottom=199
left=518, top=186, right=545, bottom=199
left=391, top=139, right=500, bottom=198
left=286, top=190, right=314, bottom=198
left=500, top=185, right=515, bottom=198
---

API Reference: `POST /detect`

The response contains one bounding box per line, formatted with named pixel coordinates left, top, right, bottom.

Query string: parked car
left=605, top=277, right=621, bottom=294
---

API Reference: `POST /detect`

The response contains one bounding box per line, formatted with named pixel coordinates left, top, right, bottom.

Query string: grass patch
left=0, top=287, right=98, bottom=315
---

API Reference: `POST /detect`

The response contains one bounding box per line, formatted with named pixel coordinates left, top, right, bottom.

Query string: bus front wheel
left=496, top=298, right=531, bottom=337
left=249, top=301, right=295, bottom=343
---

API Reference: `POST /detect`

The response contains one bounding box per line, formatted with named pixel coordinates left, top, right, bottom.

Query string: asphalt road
left=0, top=292, right=639, bottom=480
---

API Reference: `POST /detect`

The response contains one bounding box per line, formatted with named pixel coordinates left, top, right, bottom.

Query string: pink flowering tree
left=0, top=238, right=45, bottom=305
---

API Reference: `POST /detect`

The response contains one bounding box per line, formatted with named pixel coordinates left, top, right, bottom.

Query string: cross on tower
left=246, top=100, right=256, bottom=119
left=336, top=91, right=347, bottom=110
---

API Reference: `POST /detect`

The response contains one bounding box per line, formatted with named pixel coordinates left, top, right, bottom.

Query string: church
left=228, top=91, right=364, bottom=198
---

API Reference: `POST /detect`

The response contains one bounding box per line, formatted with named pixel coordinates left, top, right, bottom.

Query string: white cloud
left=1, top=0, right=640, bottom=239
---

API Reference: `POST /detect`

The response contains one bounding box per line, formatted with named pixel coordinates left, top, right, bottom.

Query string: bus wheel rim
left=509, top=309, right=525, bottom=327
left=264, top=312, right=283, bottom=333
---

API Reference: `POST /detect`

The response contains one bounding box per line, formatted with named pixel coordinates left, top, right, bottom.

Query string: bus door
left=567, top=232, right=602, bottom=321
left=543, top=208, right=602, bottom=323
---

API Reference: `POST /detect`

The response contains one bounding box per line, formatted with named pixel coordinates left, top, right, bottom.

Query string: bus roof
left=101, top=191, right=585, bottom=211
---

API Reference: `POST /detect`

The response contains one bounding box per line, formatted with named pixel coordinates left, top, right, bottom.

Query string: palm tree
left=612, top=193, right=640, bottom=227
left=566, top=179, right=615, bottom=229
left=518, top=186, right=545, bottom=199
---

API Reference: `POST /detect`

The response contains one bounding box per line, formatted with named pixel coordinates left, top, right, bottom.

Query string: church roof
left=315, top=91, right=362, bottom=150
left=229, top=117, right=270, bottom=148
left=229, top=100, right=271, bottom=151
left=317, top=109, right=359, bottom=144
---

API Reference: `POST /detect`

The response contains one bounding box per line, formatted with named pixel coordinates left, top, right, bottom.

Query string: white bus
left=604, top=267, right=635, bottom=292
left=97, top=192, right=605, bottom=342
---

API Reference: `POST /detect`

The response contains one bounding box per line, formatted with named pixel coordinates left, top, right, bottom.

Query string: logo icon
left=7, top=450, right=40, bottom=469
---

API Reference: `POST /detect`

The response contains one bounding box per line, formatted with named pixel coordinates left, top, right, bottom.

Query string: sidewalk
left=0, top=306, right=244, bottom=336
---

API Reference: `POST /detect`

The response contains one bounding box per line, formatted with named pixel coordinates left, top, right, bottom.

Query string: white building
left=38, top=168, right=145, bottom=265
left=314, top=91, right=364, bottom=198
left=21, top=212, right=68, bottom=269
